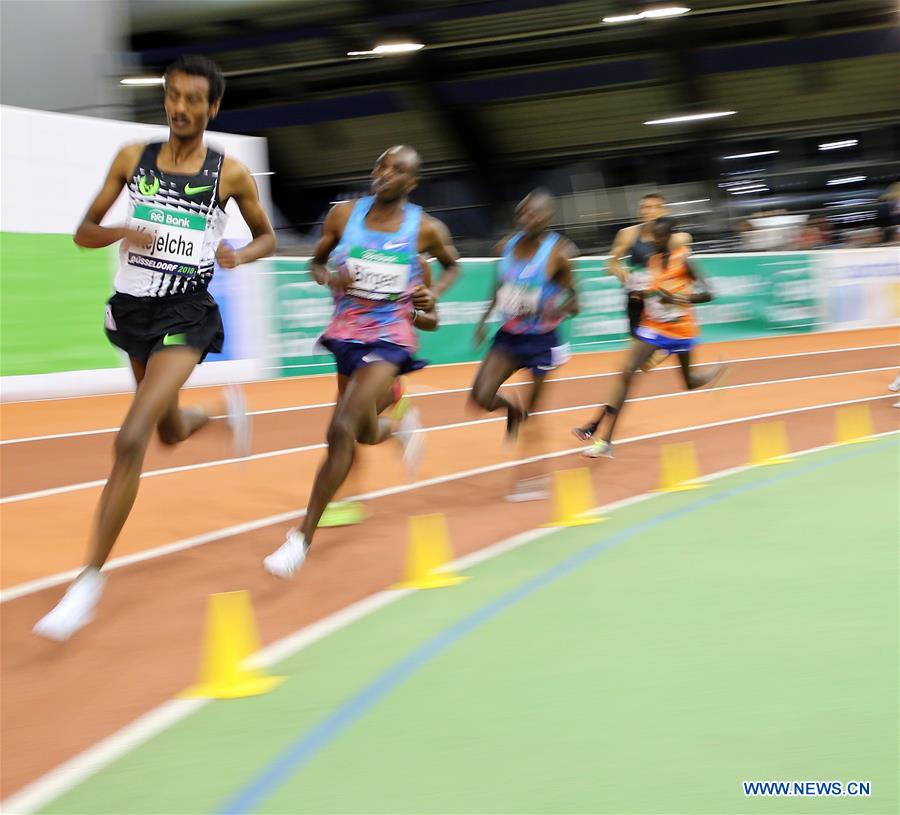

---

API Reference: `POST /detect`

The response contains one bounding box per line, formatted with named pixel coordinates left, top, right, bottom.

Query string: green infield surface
left=34, top=436, right=900, bottom=815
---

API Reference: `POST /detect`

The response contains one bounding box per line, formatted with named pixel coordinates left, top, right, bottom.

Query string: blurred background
left=1, top=0, right=898, bottom=394
left=3, top=0, right=899, bottom=256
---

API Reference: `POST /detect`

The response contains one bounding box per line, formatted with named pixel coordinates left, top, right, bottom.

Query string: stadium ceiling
left=125, top=0, right=899, bottom=195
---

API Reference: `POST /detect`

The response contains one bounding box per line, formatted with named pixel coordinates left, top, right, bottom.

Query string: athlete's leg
left=573, top=340, right=654, bottom=441
left=573, top=404, right=608, bottom=441
left=326, top=373, right=400, bottom=515
left=627, top=294, right=643, bottom=336
left=508, top=373, right=551, bottom=496
left=470, top=348, right=521, bottom=412
left=327, top=374, right=356, bottom=484
left=525, top=372, right=547, bottom=414
left=470, top=347, right=526, bottom=435
left=676, top=348, right=721, bottom=390
left=599, top=339, right=657, bottom=443
left=625, top=295, right=668, bottom=371
left=155, top=393, right=217, bottom=446
left=34, top=348, right=202, bottom=641
left=265, top=364, right=407, bottom=576
left=129, top=356, right=147, bottom=385
left=88, top=348, right=202, bottom=569
left=301, top=361, right=398, bottom=546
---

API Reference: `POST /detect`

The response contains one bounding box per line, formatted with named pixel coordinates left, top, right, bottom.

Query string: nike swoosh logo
left=184, top=183, right=213, bottom=195
left=382, top=239, right=406, bottom=250
left=162, top=333, right=187, bottom=346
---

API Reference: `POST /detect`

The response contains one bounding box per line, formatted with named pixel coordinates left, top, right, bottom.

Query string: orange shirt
left=639, top=246, right=698, bottom=340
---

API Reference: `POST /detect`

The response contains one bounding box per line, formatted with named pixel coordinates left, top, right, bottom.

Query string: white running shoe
left=582, top=440, right=614, bottom=459
left=889, top=375, right=900, bottom=393
left=225, top=384, right=251, bottom=458
left=33, top=568, right=106, bottom=642
left=263, top=529, right=308, bottom=580
left=395, top=405, right=425, bottom=477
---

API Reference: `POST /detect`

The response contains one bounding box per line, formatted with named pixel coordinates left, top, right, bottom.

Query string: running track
left=1, top=326, right=898, bottom=798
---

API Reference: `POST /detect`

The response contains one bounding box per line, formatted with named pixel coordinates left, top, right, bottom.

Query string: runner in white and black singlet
left=34, top=56, right=276, bottom=642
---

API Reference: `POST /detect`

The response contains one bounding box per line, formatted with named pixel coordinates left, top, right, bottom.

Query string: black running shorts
left=104, top=291, right=225, bottom=363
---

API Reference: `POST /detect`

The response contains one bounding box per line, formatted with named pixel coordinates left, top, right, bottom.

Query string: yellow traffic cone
left=748, top=421, right=796, bottom=466
left=391, top=514, right=469, bottom=590
left=835, top=404, right=874, bottom=444
left=658, top=442, right=706, bottom=492
left=181, top=591, right=284, bottom=700
left=541, top=467, right=604, bottom=527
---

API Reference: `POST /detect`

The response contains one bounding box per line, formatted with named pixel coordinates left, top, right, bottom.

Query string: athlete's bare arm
left=74, top=144, right=144, bottom=249
left=607, top=225, right=638, bottom=284
left=549, top=239, right=579, bottom=318
left=216, top=157, right=276, bottom=268
left=419, top=215, right=461, bottom=299
left=659, top=259, right=714, bottom=305
left=412, top=260, right=439, bottom=331
left=310, top=202, right=353, bottom=287
left=683, top=259, right=713, bottom=303
left=472, top=237, right=508, bottom=345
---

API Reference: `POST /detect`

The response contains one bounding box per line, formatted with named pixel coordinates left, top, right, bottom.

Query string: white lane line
left=2, top=393, right=895, bottom=603
left=1, top=366, right=893, bottom=506
left=2, top=343, right=896, bottom=445
left=0, top=442, right=329, bottom=505
left=3, top=428, right=897, bottom=815
left=419, top=366, right=896, bottom=433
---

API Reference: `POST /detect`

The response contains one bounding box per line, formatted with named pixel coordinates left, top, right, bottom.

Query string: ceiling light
left=373, top=42, right=424, bottom=54
left=348, top=42, right=425, bottom=56
left=120, top=77, right=164, bottom=86
left=602, top=13, right=644, bottom=23
left=819, top=139, right=858, bottom=151
left=727, top=183, right=768, bottom=192
left=721, top=150, right=779, bottom=160
left=730, top=187, right=769, bottom=195
left=826, top=176, right=867, bottom=186
left=720, top=179, right=764, bottom=187
left=250, top=171, right=275, bottom=176
left=645, top=111, right=736, bottom=125
left=641, top=6, right=691, bottom=18
left=670, top=198, right=710, bottom=205
left=603, top=6, right=690, bottom=23
left=823, top=199, right=875, bottom=207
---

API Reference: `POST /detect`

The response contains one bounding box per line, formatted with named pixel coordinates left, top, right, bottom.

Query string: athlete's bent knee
left=356, top=423, right=380, bottom=446
left=114, top=423, right=151, bottom=462
left=327, top=415, right=356, bottom=449
left=469, top=384, right=494, bottom=412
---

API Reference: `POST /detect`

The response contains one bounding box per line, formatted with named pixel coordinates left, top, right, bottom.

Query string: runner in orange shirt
left=576, top=217, right=725, bottom=457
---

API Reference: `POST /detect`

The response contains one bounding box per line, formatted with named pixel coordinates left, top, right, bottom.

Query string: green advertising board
left=263, top=253, right=820, bottom=378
